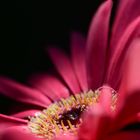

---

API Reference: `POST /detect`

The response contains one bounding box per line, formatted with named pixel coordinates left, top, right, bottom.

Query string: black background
left=0, top=0, right=103, bottom=83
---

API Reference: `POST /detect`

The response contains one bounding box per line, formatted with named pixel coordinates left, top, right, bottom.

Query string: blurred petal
left=0, top=114, right=27, bottom=129
left=48, top=47, right=81, bottom=94
left=110, top=0, right=140, bottom=54
left=0, top=77, right=51, bottom=108
left=99, top=86, right=112, bottom=114
left=105, top=131, right=140, bottom=140
left=79, top=104, right=112, bottom=140
left=113, top=40, right=140, bottom=130
left=106, top=17, right=140, bottom=89
left=0, top=126, right=44, bottom=140
left=29, top=74, right=69, bottom=101
left=54, top=134, right=76, bottom=140
left=86, top=0, right=112, bottom=90
left=71, top=32, right=88, bottom=91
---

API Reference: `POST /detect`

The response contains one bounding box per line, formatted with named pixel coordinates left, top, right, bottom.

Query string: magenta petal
left=117, top=39, right=140, bottom=109
left=79, top=104, right=112, bottom=140
left=12, top=110, right=40, bottom=118
left=29, top=74, right=69, bottom=101
left=110, top=0, right=140, bottom=54
left=71, top=32, right=88, bottom=91
left=105, top=131, right=140, bottom=140
left=86, top=0, right=112, bottom=90
left=116, top=91, right=140, bottom=127
left=114, top=41, right=140, bottom=129
left=106, top=17, right=140, bottom=89
left=54, top=134, right=76, bottom=140
left=0, top=126, right=44, bottom=140
left=0, top=114, right=27, bottom=129
left=48, top=47, right=81, bottom=94
left=0, top=77, right=51, bottom=108
left=99, top=86, right=112, bottom=114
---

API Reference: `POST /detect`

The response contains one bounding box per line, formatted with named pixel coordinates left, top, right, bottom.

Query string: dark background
left=0, top=0, right=103, bottom=83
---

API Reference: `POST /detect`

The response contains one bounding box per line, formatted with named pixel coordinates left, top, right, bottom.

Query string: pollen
left=28, top=89, right=117, bottom=139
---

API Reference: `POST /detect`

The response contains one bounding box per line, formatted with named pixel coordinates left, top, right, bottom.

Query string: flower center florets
left=28, top=88, right=117, bottom=139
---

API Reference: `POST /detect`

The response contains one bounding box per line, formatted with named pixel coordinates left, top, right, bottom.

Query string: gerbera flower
left=0, top=0, right=140, bottom=140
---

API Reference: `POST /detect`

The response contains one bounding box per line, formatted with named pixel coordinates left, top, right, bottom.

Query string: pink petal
left=0, top=77, right=51, bottom=108
left=105, top=131, right=140, bottom=140
left=54, top=134, right=76, bottom=140
left=48, top=47, right=81, bottom=94
left=0, top=126, right=44, bottom=140
left=71, top=32, right=88, bottom=91
left=110, top=0, right=140, bottom=55
left=0, top=114, right=27, bottom=130
left=29, top=74, right=69, bottom=101
left=113, top=41, right=140, bottom=130
left=116, top=91, right=140, bottom=126
left=79, top=104, right=112, bottom=140
left=106, top=17, right=140, bottom=89
left=98, top=86, right=112, bottom=114
left=86, top=0, right=112, bottom=90
left=0, top=98, right=44, bottom=116
left=12, top=110, right=40, bottom=119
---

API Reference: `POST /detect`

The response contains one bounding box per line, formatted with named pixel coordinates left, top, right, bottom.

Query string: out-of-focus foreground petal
left=54, top=134, right=76, bottom=140
left=105, top=131, right=140, bottom=140
left=112, top=39, right=140, bottom=130
left=79, top=104, right=112, bottom=140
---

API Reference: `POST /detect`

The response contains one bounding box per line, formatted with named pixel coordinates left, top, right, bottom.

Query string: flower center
left=28, top=88, right=117, bottom=139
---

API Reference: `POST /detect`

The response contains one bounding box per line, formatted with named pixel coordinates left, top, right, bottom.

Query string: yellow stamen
left=28, top=89, right=117, bottom=140
left=61, top=120, right=67, bottom=131
left=67, top=120, right=74, bottom=130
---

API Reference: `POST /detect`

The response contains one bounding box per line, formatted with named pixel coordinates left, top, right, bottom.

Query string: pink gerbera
left=0, top=0, right=140, bottom=140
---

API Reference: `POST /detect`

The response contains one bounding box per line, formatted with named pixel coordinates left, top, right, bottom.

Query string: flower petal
left=79, top=104, right=112, bottom=140
left=110, top=0, right=140, bottom=54
left=0, top=126, right=44, bottom=140
left=12, top=110, right=40, bottom=119
left=105, top=131, right=140, bottom=140
left=98, top=86, right=112, bottom=114
left=0, top=114, right=27, bottom=129
left=54, top=134, right=76, bottom=140
left=71, top=32, right=88, bottom=92
left=0, top=77, right=51, bottom=108
left=86, top=0, right=112, bottom=90
left=48, top=47, right=81, bottom=94
left=106, top=17, right=140, bottom=89
left=113, top=40, right=140, bottom=130
left=29, top=74, right=70, bottom=101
